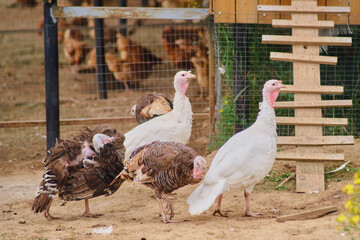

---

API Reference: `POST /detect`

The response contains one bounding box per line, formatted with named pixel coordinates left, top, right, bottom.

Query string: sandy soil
left=1, top=141, right=359, bottom=240
left=0, top=2, right=359, bottom=240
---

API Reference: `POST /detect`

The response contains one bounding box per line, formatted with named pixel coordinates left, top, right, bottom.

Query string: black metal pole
left=233, top=23, right=249, bottom=133
left=94, top=0, right=108, bottom=99
left=44, top=0, right=60, bottom=152
left=119, top=0, right=127, bottom=36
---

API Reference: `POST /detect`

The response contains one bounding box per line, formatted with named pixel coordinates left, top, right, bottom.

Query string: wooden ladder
left=258, top=0, right=354, bottom=193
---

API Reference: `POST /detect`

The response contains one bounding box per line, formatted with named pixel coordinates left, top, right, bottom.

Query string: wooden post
left=292, top=0, right=324, bottom=192
left=44, top=0, right=59, bottom=151
left=259, top=0, right=353, bottom=192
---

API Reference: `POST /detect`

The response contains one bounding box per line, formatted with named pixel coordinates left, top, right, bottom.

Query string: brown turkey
left=32, top=124, right=125, bottom=219
left=108, top=141, right=206, bottom=223
left=131, top=92, right=173, bottom=124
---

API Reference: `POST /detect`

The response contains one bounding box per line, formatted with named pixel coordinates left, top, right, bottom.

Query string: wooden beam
left=52, top=7, right=210, bottom=20
left=273, top=99, right=352, bottom=108
left=272, top=19, right=334, bottom=28
left=270, top=52, right=337, bottom=65
left=257, top=5, right=350, bottom=13
left=214, top=0, right=235, bottom=23
left=277, top=136, right=354, bottom=145
left=276, top=152, right=345, bottom=162
left=276, top=117, right=348, bottom=126
left=262, top=35, right=352, bottom=46
left=276, top=206, right=338, bottom=222
left=350, top=0, right=360, bottom=25
left=0, top=113, right=210, bottom=128
left=236, top=0, right=258, bottom=23
left=280, top=85, right=343, bottom=94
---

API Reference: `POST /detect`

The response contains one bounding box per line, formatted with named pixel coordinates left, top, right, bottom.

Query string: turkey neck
left=172, top=92, right=193, bottom=121
left=256, top=96, right=277, bottom=135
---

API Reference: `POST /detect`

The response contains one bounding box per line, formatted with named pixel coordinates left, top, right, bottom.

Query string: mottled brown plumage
left=32, top=124, right=125, bottom=219
left=133, top=93, right=173, bottom=124
left=109, top=141, right=206, bottom=223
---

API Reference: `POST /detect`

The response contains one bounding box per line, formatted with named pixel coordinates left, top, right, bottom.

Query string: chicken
left=108, top=141, right=206, bottom=223
left=123, top=71, right=196, bottom=160
left=32, top=124, right=125, bottom=219
left=187, top=80, right=285, bottom=217
left=116, top=33, right=162, bottom=88
left=38, top=17, right=87, bottom=43
left=105, top=52, right=134, bottom=91
left=87, top=18, right=117, bottom=45
left=190, top=40, right=209, bottom=100
left=160, top=26, right=201, bottom=69
left=64, top=29, right=90, bottom=65
left=131, top=92, right=173, bottom=124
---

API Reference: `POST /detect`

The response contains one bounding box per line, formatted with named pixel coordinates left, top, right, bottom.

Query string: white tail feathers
left=187, top=179, right=227, bottom=215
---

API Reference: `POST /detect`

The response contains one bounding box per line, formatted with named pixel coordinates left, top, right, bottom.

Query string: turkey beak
left=188, top=73, right=197, bottom=81
left=278, top=81, right=285, bottom=89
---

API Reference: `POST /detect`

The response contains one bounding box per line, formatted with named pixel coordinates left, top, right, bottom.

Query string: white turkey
left=32, top=124, right=125, bottom=219
left=123, top=71, right=196, bottom=160
left=108, top=141, right=207, bottom=223
left=130, top=92, right=173, bottom=124
left=187, top=79, right=285, bottom=217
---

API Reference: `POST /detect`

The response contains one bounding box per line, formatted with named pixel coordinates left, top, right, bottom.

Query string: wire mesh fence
left=1, top=0, right=359, bottom=164
left=0, top=0, right=211, bottom=164
left=209, top=12, right=360, bottom=150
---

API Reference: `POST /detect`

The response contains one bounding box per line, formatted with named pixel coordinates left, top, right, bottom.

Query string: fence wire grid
left=0, top=0, right=359, bottom=164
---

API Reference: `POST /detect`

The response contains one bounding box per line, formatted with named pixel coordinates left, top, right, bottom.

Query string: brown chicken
left=64, top=29, right=90, bottom=65
left=161, top=26, right=202, bottom=69
left=108, top=141, right=207, bottom=223
left=87, top=18, right=117, bottom=45
left=105, top=52, right=133, bottom=90
left=116, top=33, right=162, bottom=88
left=131, top=92, right=173, bottom=124
left=32, top=124, right=125, bottom=219
left=190, top=41, right=209, bottom=100
left=38, top=17, right=87, bottom=43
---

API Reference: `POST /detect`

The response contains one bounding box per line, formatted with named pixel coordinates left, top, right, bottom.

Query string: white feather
left=187, top=80, right=283, bottom=215
left=124, top=71, right=195, bottom=160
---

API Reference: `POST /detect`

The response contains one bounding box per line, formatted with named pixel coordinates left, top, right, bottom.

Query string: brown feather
left=135, top=93, right=173, bottom=124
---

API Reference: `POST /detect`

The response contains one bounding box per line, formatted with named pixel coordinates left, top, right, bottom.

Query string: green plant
left=337, top=169, right=360, bottom=239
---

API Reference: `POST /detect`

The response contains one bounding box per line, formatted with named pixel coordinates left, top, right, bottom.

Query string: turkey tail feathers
left=32, top=192, right=53, bottom=214
left=187, top=179, right=227, bottom=215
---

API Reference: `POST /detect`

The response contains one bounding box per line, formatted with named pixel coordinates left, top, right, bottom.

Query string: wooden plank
left=257, top=5, right=350, bottom=13
left=262, top=35, right=352, bottom=46
left=270, top=52, right=337, bottom=65
left=272, top=19, right=334, bottom=28
left=214, top=0, right=235, bottom=23
left=325, top=0, right=348, bottom=25
left=276, top=206, right=338, bottom=222
left=280, top=0, right=291, bottom=20
left=52, top=7, right=210, bottom=20
left=350, top=0, right=360, bottom=25
left=273, top=99, right=352, bottom=108
left=277, top=136, right=354, bottom=145
left=236, top=0, right=258, bottom=23
left=0, top=113, right=210, bottom=128
left=258, top=0, right=280, bottom=24
left=276, top=117, right=348, bottom=126
left=280, top=85, right=343, bottom=94
left=276, top=152, right=344, bottom=162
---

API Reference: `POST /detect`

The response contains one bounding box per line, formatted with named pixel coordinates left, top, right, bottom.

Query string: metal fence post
left=44, top=0, right=60, bottom=151
left=94, top=0, right=108, bottom=99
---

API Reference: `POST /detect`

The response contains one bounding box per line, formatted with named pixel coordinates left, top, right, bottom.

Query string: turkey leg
left=44, top=198, right=59, bottom=219
left=244, top=190, right=261, bottom=217
left=212, top=194, right=228, bottom=217
left=83, top=199, right=102, bottom=218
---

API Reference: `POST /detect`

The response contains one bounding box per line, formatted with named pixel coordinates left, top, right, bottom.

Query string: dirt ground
left=0, top=141, right=359, bottom=240
left=1, top=2, right=360, bottom=240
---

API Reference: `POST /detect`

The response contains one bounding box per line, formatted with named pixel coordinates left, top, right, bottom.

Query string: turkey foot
left=82, top=199, right=102, bottom=218
left=245, top=211, right=261, bottom=218
left=212, top=194, right=228, bottom=217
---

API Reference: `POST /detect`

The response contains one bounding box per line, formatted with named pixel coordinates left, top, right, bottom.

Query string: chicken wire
left=209, top=12, right=360, bottom=150
left=1, top=0, right=359, bottom=164
left=0, top=0, right=211, bottom=163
